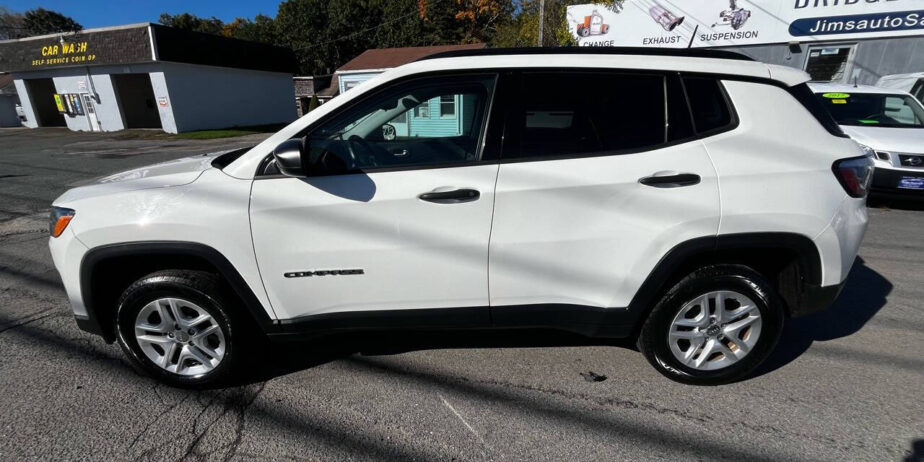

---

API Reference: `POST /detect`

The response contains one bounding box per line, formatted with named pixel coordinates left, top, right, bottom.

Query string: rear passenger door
left=488, top=71, right=728, bottom=321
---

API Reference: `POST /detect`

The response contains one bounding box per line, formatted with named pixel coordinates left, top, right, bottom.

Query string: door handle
left=418, top=188, right=480, bottom=204
left=638, top=172, right=701, bottom=188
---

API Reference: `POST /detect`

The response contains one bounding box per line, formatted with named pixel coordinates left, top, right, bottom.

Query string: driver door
left=250, top=74, right=500, bottom=323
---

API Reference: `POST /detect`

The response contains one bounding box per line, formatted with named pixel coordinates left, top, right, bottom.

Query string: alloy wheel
left=133, top=297, right=226, bottom=377
left=667, top=290, right=763, bottom=371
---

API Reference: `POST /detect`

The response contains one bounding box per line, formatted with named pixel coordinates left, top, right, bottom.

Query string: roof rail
left=417, top=46, right=754, bottom=62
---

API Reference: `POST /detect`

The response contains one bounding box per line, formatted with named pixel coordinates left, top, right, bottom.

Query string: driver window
left=305, top=74, right=496, bottom=175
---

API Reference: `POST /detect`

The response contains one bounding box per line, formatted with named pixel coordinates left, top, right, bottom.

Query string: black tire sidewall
left=115, top=274, right=236, bottom=388
left=640, top=266, right=783, bottom=385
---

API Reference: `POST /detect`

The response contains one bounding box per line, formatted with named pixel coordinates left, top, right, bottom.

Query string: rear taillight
left=832, top=156, right=875, bottom=198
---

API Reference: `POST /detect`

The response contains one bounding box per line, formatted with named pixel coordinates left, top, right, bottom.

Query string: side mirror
left=273, top=139, right=307, bottom=177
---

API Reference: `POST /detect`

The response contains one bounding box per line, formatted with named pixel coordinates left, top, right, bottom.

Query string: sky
left=4, top=0, right=283, bottom=29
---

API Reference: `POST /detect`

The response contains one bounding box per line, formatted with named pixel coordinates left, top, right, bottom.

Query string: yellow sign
left=53, top=94, right=65, bottom=113
left=822, top=92, right=851, bottom=99
left=31, top=41, right=96, bottom=67
left=832, top=99, right=848, bottom=104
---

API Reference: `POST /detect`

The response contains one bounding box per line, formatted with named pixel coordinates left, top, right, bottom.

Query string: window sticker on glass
left=858, top=119, right=880, bottom=124
left=832, top=99, right=847, bottom=104
left=822, top=93, right=850, bottom=99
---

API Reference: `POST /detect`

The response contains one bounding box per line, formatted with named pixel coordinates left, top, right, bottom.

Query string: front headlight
left=858, top=143, right=889, bottom=164
left=857, top=143, right=873, bottom=156
left=49, top=207, right=75, bottom=238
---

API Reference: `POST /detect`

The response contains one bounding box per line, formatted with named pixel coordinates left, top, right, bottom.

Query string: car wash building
left=567, top=1, right=924, bottom=85
left=0, top=23, right=298, bottom=133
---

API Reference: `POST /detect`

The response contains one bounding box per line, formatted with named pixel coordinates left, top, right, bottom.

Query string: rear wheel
left=115, top=270, right=240, bottom=388
left=638, top=265, right=783, bottom=385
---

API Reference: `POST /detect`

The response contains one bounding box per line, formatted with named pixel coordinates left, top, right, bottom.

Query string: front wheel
left=115, top=270, right=241, bottom=388
left=638, top=265, right=783, bottom=385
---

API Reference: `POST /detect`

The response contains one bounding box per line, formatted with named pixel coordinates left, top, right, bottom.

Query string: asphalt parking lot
left=0, top=128, right=922, bottom=461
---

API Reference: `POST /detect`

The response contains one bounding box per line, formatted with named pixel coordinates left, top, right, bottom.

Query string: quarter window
left=683, top=77, right=733, bottom=134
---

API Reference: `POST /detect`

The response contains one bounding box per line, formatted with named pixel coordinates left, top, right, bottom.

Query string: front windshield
left=814, top=91, right=924, bottom=128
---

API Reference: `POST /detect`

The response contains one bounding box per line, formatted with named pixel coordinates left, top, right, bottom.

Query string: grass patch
left=172, top=124, right=285, bottom=140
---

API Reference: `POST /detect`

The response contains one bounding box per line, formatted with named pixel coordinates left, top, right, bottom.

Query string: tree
left=275, top=0, right=390, bottom=75
left=492, top=0, right=575, bottom=48
left=222, top=14, right=277, bottom=44
left=154, top=0, right=517, bottom=75
left=451, top=0, right=513, bottom=43
left=158, top=12, right=223, bottom=35
left=0, top=7, right=26, bottom=40
left=307, top=94, right=320, bottom=112
left=12, top=8, right=82, bottom=37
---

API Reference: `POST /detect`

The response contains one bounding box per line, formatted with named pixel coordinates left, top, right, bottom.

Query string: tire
left=115, top=270, right=242, bottom=388
left=638, top=265, right=784, bottom=385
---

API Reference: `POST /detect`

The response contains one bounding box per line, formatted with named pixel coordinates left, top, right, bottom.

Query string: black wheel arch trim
left=79, top=241, right=277, bottom=342
left=626, top=232, right=823, bottom=326
left=76, top=234, right=824, bottom=343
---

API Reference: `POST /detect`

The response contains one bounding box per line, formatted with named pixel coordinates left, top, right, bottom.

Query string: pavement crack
left=179, top=391, right=225, bottom=461
left=0, top=309, right=63, bottom=335
left=221, top=382, right=266, bottom=462
left=128, top=393, right=192, bottom=450
left=131, top=391, right=219, bottom=462
left=173, top=383, right=266, bottom=462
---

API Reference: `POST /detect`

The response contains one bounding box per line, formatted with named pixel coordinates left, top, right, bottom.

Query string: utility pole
left=538, top=0, right=545, bottom=47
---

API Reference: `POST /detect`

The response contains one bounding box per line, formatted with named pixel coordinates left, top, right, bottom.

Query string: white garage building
left=0, top=23, right=298, bottom=133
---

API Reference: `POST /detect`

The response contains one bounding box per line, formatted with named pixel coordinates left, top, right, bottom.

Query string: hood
left=54, top=150, right=230, bottom=205
left=841, top=125, right=924, bottom=154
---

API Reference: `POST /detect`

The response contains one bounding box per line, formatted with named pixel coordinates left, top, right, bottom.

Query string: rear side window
left=682, top=77, right=733, bottom=134
left=506, top=72, right=668, bottom=159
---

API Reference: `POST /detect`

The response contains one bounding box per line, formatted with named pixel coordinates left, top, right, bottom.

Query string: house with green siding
left=331, top=43, right=487, bottom=139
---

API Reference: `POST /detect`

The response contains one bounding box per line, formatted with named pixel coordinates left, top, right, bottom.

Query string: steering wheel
left=347, top=135, right=377, bottom=168
left=381, top=124, right=397, bottom=141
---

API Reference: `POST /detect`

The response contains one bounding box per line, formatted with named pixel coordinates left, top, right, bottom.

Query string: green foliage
left=1, top=7, right=82, bottom=38
left=158, top=13, right=224, bottom=35
left=0, top=7, right=26, bottom=40
left=273, top=0, right=371, bottom=75
left=308, top=95, right=320, bottom=112
left=173, top=124, right=284, bottom=139
left=154, top=0, right=516, bottom=75
left=222, top=14, right=278, bottom=43
left=493, top=0, right=576, bottom=48
left=153, top=0, right=638, bottom=74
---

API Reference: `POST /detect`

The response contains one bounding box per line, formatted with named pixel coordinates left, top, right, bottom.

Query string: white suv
left=50, top=49, right=872, bottom=387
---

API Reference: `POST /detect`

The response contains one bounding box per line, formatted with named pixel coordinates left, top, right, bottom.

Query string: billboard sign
left=568, top=1, right=924, bottom=48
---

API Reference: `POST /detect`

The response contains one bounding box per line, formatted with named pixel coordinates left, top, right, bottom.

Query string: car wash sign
left=0, top=26, right=153, bottom=73
left=568, top=0, right=924, bottom=48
